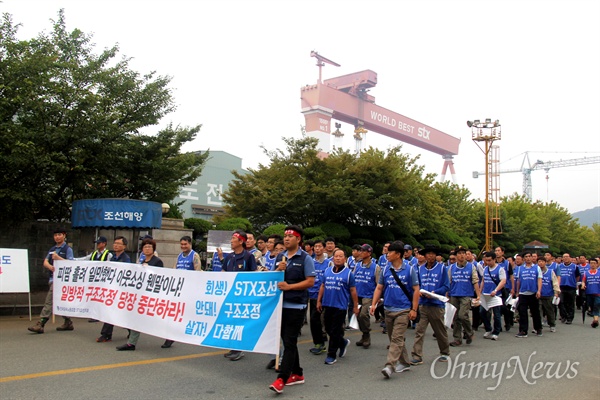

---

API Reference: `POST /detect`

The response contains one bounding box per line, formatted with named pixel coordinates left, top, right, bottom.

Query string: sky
left=3, top=0, right=600, bottom=215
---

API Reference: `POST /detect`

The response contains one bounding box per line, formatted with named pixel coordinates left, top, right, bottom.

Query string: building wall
left=0, top=220, right=191, bottom=293
left=174, top=150, right=248, bottom=220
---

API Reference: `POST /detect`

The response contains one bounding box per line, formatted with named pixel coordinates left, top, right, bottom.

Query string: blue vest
left=405, top=256, right=417, bottom=268
left=578, top=264, right=590, bottom=281
left=176, top=250, right=196, bottom=270
left=347, top=256, right=357, bottom=271
left=382, top=265, right=414, bottom=311
left=497, top=259, right=511, bottom=290
left=547, top=262, right=561, bottom=277
left=518, top=265, right=540, bottom=293
left=584, top=270, right=600, bottom=295
left=541, top=269, right=555, bottom=297
left=322, top=265, right=354, bottom=310
left=450, top=263, right=475, bottom=297
left=264, top=254, right=277, bottom=271
left=354, top=258, right=378, bottom=298
left=377, top=254, right=388, bottom=268
left=309, top=256, right=331, bottom=299
left=277, top=250, right=312, bottom=304
left=211, top=253, right=226, bottom=272
left=47, top=243, right=71, bottom=282
left=560, top=263, right=577, bottom=288
left=513, top=265, right=522, bottom=286
left=418, top=262, right=449, bottom=307
left=482, top=266, right=502, bottom=296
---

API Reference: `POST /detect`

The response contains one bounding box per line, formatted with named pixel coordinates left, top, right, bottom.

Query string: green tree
left=223, top=135, right=457, bottom=248
left=262, top=224, right=286, bottom=237
left=215, top=217, right=253, bottom=232
left=184, top=218, right=213, bottom=238
left=493, top=195, right=598, bottom=256
left=0, top=11, right=207, bottom=222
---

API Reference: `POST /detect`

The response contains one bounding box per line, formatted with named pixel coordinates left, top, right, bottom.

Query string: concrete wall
left=0, top=219, right=191, bottom=296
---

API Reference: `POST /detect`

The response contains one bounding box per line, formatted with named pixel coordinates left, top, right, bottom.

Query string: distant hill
left=572, top=206, right=600, bottom=228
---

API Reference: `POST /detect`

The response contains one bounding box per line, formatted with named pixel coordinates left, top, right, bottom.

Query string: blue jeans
left=587, top=295, right=600, bottom=317
left=480, top=305, right=502, bottom=335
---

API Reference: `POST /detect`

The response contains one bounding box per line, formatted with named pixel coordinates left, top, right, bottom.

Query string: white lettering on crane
left=418, top=127, right=431, bottom=140
left=370, top=111, right=429, bottom=139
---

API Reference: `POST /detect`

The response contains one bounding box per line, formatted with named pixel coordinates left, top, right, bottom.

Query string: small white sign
left=0, top=248, right=30, bottom=293
left=207, top=230, right=234, bottom=253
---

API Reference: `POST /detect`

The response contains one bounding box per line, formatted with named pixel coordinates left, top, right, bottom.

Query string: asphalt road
left=0, top=313, right=598, bottom=400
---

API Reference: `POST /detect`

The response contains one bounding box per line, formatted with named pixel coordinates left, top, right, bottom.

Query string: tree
left=223, top=135, right=459, bottom=249
left=184, top=218, right=213, bottom=239
left=493, top=195, right=599, bottom=256
left=0, top=11, right=208, bottom=222
left=215, top=217, right=253, bottom=232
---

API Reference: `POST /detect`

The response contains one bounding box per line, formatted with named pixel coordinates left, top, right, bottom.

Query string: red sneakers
left=269, top=378, right=285, bottom=394
left=285, top=374, right=305, bottom=386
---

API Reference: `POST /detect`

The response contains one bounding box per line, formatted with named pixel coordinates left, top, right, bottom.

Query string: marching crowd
left=27, top=227, right=599, bottom=395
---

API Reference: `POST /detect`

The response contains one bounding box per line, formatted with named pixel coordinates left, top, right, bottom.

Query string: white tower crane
left=473, top=152, right=600, bottom=201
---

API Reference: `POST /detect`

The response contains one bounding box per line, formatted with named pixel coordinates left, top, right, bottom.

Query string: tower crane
left=473, top=152, right=600, bottom=201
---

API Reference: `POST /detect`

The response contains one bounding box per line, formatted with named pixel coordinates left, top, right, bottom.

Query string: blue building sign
left=72, top=199, right=163, bottom=228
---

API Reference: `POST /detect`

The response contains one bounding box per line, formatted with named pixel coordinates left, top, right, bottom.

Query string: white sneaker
left=550, top=327, right=556, bottom=333
left=395, top=363, right=411, bottom=373
left=381, top=365, right=394, bottom=379
left=491, top=334, right=499, bottom=341
left=483, top=331, right=492, bottom=339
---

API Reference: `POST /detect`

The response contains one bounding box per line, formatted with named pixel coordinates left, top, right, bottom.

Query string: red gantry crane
left=301, top=51, right=461, bottom=182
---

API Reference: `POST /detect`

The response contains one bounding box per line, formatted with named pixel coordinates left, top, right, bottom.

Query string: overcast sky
left=4, top=0, right=599, bottom=215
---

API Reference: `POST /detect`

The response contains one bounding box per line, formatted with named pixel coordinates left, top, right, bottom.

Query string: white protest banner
left=0, top=248, right=30, bottom=293
left=52, top=260, right=283, bottom=354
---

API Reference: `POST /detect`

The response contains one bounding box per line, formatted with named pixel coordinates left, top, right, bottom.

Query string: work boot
left=356, top=334, right=368, bottom=346
left=56, top=319, right=74, bottom=331
left=28, top=321, right=44, bottom=334
left=362, top=334, right=371, bottom=349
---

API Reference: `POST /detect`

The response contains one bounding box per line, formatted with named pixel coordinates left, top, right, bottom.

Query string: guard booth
left=72, top=199, right=164, bottom=262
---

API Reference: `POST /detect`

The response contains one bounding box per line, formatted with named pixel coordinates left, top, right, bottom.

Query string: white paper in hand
left=444, top=303, right=457, bottom=329
left=349, top=305, right=361, bottom=329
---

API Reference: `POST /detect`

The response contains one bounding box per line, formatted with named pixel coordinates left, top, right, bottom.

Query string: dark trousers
left=323, top=307, right=346, bottom=358
left=559, top=286, right=576, bottom=321
left=309, top=299, right=325, bottom=346
left=576, top=287, right=586, bottom=309
left=101, top=323, right=114, bottom=338
left=518, top=294, right=542, bottom=333
left=501, top=292, right=514, bottom=328
left=374, top=303, right=385, bottom=321
left=278, top=308, right=305, bottom=382
left=472, top=305, right=481, bottom=329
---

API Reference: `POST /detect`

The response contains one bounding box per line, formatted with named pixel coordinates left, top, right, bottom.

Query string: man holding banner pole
left=96, top=236, right=132, bottom=343
left=269, top=225, right=315, bottom=395
left=217, top=230, right=257, bottom=361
